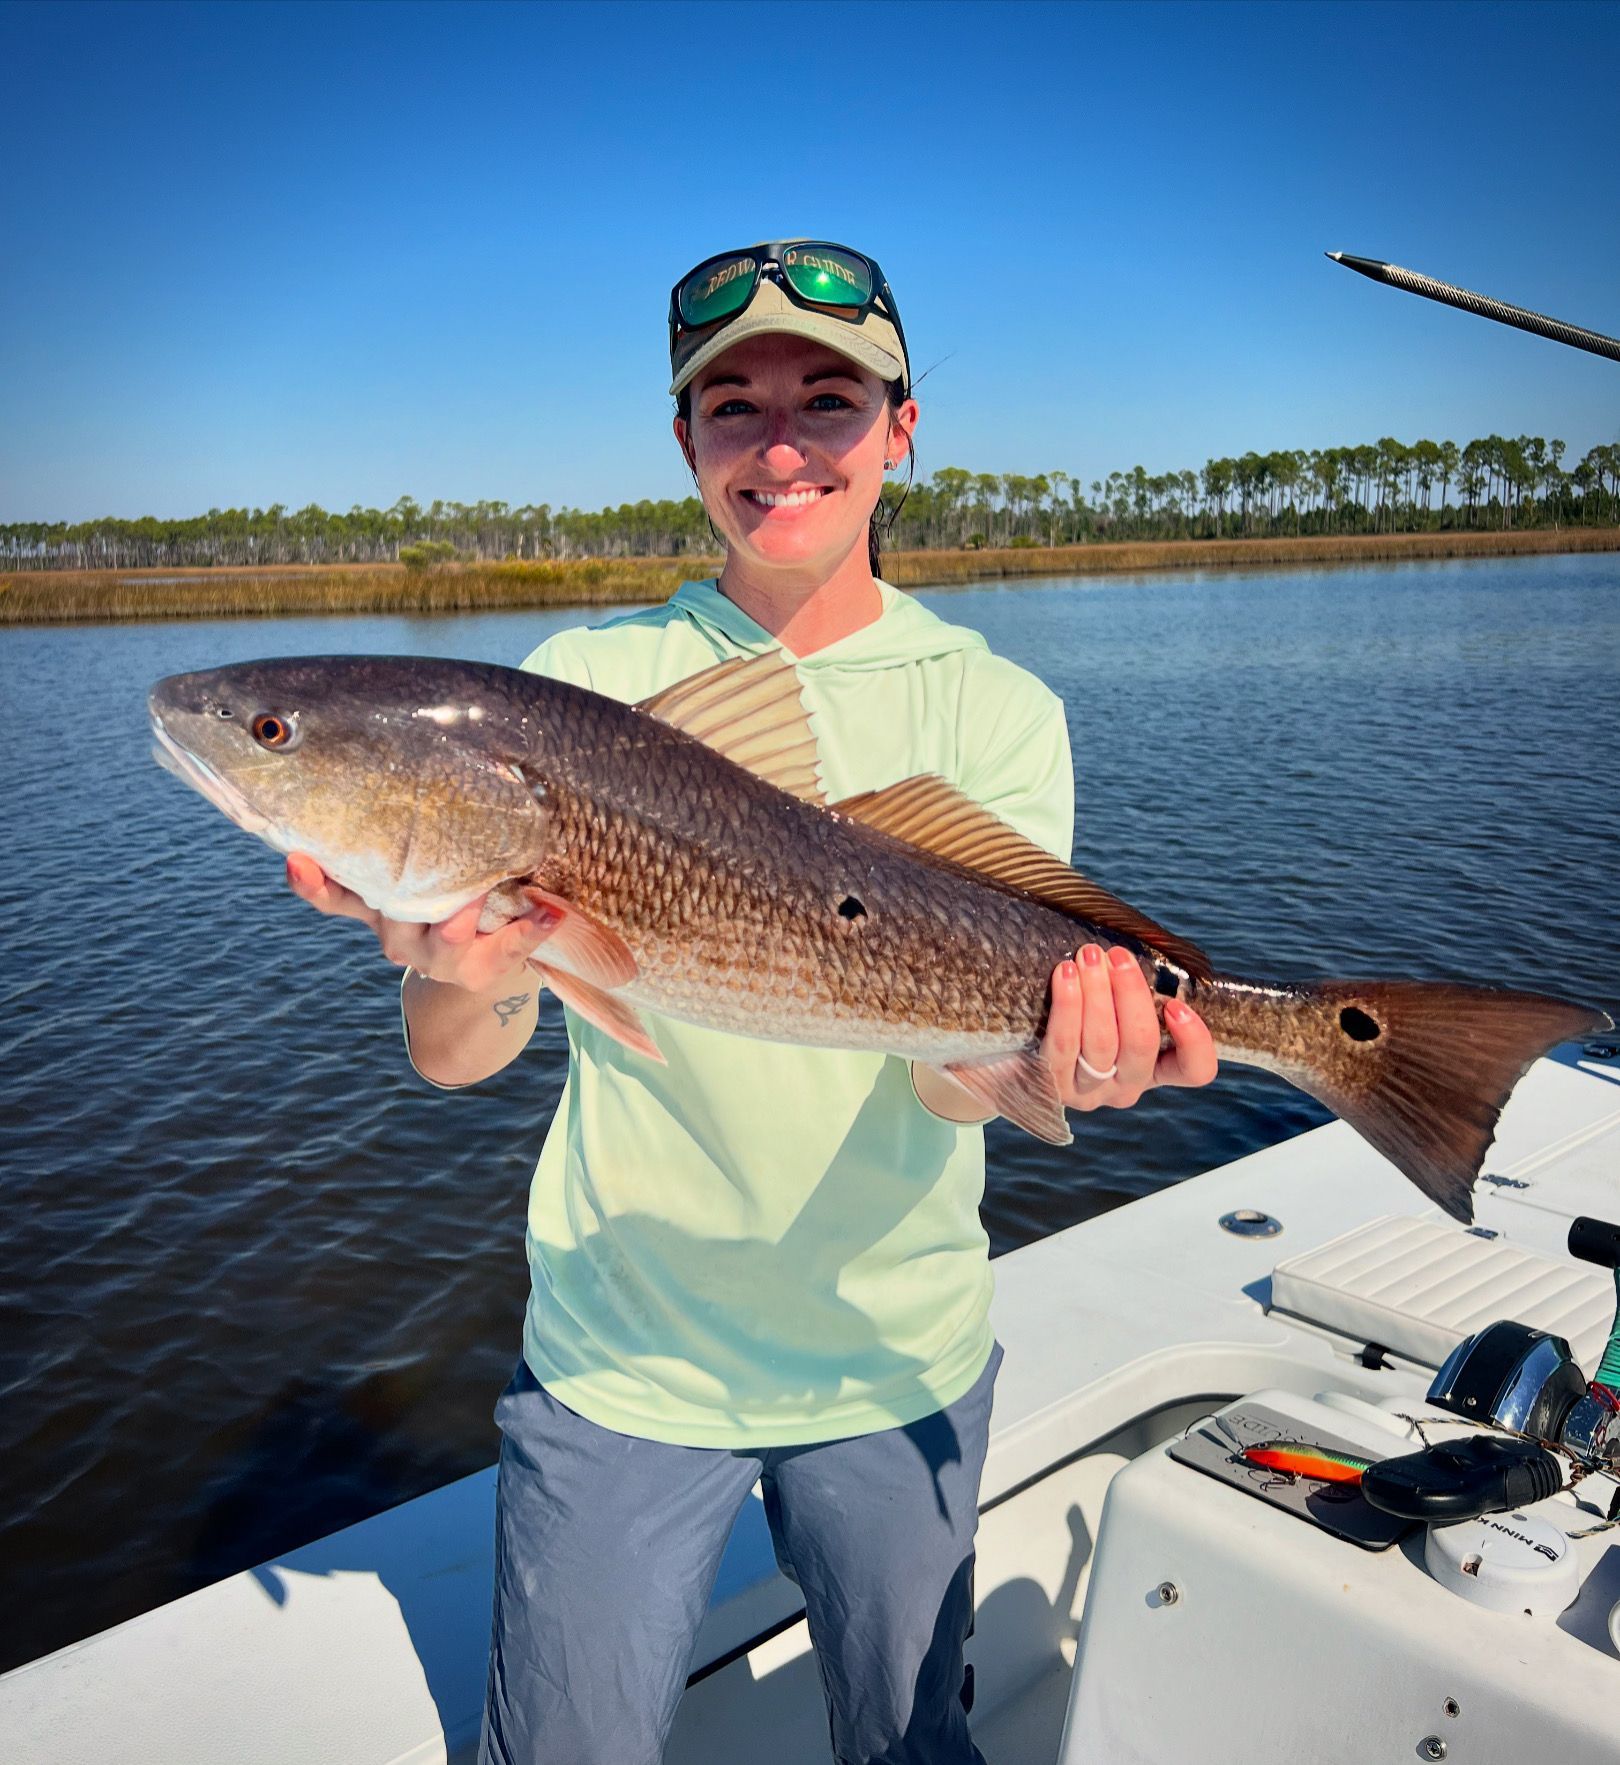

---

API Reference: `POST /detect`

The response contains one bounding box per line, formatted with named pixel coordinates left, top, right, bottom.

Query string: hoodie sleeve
left=519, top=630, right=595, bottom=690
left=955, top=657, right=1075, bottom=865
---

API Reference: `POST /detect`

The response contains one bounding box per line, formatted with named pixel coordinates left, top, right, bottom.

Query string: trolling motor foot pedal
left=1361, top=1433, right=1563, bottom=1523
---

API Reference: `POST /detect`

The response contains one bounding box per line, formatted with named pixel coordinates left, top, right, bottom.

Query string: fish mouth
left=149, top=712, right=275, bottom=839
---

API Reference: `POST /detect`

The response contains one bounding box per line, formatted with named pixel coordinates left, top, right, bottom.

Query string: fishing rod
left=1326, top=251, right=1620, bottom=365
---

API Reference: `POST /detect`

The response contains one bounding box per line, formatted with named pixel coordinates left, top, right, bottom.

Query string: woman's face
left=675, top=333, right=918, bottom=576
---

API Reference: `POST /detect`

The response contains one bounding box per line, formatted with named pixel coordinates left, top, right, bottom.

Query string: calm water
left=3, top=552, right=1618, bottom=1672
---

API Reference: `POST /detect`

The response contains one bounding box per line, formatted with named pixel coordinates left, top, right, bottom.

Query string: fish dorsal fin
left=636, top=653, right=825, bottom=805
left=830, top=774, right=1214, bottom=981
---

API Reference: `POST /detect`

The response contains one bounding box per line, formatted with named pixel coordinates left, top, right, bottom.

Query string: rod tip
left=1332, top=252, right=1392, bottom=275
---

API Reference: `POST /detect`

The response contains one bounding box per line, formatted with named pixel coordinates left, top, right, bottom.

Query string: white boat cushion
left=1270, top=1214, right=1615, bottom=1372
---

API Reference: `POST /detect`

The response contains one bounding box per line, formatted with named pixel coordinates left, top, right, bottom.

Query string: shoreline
left=3, top=527, right=1616, bottom=624
left=882, top=526, right=1620, bottom=587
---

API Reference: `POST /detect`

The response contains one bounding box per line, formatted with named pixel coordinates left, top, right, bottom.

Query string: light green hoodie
left=515, top=578, right=1073, bottom=1446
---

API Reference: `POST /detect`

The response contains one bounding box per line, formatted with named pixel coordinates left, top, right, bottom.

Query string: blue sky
left=3, top=0, right=1616, bottom=522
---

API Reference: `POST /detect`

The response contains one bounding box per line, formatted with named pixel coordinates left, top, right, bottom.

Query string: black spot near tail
left=1339, top=1005, right=1381, bottom=1041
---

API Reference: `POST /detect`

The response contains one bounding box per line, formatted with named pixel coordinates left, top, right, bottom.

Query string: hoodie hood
left=664, top=577, right=989, bottom=673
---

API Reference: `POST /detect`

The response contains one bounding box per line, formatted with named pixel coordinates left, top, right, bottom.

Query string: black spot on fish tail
left=1154, top=964, right=1179, bottom=998
left=1339, top=1006, right=1381, bottom=1041
left=837, top=895, right=867, bottom=921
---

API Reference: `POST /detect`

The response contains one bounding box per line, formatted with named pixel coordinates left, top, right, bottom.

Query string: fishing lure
left=1239, top=1441, right=1375, bottom=1485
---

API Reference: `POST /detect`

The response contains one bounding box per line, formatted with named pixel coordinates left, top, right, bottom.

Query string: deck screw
left=1155, top=1581, right=1179, bottom=1606
left=1419, top=1740, right=1447, bottom=1761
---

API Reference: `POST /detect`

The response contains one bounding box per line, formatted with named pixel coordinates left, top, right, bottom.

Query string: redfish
left=149, top=651, right=1609, bottom=1221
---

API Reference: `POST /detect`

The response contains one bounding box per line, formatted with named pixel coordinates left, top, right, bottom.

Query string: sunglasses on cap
left=668, top=240, right=909, bottom=371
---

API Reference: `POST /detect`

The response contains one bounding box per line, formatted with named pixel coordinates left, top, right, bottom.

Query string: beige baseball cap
left=669, top=256, right=909, bottom=398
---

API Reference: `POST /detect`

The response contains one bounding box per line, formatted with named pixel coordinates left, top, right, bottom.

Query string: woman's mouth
left=740, top=487, right=833, bottom=509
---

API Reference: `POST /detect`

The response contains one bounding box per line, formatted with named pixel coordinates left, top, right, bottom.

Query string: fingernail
left=1108, top=946, right=1135, bottom=971
left=1081, top=943, right=1102, bottom=968
left=1060, top=959, right=1078, bottom=983
left=1165, top=1001, right=1189, bottom=1024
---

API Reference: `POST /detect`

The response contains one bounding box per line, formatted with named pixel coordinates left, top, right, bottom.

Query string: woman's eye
left=705, top=395, right=854, bottom=417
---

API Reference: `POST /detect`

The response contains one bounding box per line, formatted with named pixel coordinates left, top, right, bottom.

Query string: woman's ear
left=673, top=414, right=698, bottom=475
left=887, top=396, right=920, bottom=468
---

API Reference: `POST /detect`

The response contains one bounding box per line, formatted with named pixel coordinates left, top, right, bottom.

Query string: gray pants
left=479, top=1347, right=1001, bottom=1765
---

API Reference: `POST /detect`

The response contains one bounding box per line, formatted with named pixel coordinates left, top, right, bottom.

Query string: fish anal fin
left=530, top=962, right=664, bottom=1064
left=938, top=1051, right=1072, bottom=1145
left=521, top=886, right=637, bottom=989
left=832, top=775, right=1214, bottom=982
left=636, top=653, right=825, bottom=804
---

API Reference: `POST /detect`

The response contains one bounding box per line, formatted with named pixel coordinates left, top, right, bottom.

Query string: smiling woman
left=281, top=236, right=1218, bottom=1765
left=670, top=241, right=918, bottom=627
left=673, top=336, right=915, bottom=646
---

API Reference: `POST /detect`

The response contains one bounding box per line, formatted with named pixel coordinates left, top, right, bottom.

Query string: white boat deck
left=5, top=1046, right=1618, bottom=1764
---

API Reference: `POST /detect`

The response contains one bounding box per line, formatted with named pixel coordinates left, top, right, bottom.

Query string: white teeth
left=746, top=488, right=827, bottom=508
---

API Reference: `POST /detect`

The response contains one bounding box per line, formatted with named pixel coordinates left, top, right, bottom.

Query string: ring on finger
left=1075, top=1051, right=1118, bottom=1083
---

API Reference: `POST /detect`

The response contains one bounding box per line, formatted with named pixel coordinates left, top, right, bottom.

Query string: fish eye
left=250, top=712, right=300, bottom=752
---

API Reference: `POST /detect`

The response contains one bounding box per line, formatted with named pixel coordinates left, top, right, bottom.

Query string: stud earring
left=883, top=459, right=896, bottom=470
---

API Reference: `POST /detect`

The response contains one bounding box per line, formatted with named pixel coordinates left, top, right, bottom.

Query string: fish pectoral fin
left=635, top=653, right=825, bottom=805
left=941, top=1051, right=1072, bottom=1145
left=830, top=775, right=1213, bottom=982
left=521, top=886, right=638, bottom=989
left=530, top=962, right=665, bottom=1064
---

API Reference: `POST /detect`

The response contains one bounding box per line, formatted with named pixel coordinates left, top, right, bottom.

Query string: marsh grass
left=0, top=556, right=719, bottom=624
left=4, top=529, right=1616, bottom=624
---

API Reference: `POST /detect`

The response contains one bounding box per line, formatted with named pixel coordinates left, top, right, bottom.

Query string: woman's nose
left=761, top=412, right=807, bottom=469
left=762, top=438, right=807, bottom=473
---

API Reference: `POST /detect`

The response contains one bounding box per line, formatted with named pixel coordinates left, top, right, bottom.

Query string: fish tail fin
left=1211, top=978, right=1610, bottom=1222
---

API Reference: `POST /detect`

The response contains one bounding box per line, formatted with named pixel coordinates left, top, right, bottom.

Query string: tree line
left=6, top=435, right=1617, bottom=570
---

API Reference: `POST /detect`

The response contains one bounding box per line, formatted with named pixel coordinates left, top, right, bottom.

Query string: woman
left=287, top=240, right=1217, bottom=1764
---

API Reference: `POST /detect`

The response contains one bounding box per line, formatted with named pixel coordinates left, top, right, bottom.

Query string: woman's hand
left=285, top=852, right=558, bottom=993
left=1043, top=942, right=1217, bottom=1110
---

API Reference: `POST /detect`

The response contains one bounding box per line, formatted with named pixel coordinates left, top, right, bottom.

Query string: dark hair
left=675, top=377, right=915, bottom=576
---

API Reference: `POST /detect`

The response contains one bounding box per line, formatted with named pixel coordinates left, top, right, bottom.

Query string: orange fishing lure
left=1240, top=1442, right=1373, bottom=1484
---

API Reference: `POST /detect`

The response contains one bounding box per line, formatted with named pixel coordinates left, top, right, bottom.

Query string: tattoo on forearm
left=493, top=993, right=532, bottom=1027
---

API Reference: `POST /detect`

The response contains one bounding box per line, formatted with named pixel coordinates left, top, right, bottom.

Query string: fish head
left=149, top=655, right=556, bottom=921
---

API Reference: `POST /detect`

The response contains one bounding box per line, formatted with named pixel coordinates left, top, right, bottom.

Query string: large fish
left=149, top=651, right=1609, bottom=1221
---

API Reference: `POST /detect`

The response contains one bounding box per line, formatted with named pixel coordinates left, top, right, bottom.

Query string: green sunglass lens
left=680, top=256, right=758, bottom=327
left=782, top=246, right=872, bottom=308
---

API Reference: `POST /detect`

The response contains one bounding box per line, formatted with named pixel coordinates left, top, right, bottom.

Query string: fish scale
left=529, top=694, right=1082, bottom=1059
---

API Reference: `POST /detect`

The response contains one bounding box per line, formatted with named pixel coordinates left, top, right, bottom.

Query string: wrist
left=405, top=962, right=530, bottom=1001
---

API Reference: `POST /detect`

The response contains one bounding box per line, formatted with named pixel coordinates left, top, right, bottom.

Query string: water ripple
left=1, top=555, right=1617, bottom=1670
